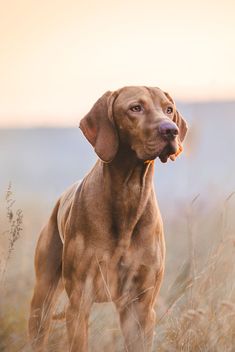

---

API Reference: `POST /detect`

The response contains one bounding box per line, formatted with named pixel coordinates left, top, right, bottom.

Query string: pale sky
left=0, top=0, right=234, bottom=127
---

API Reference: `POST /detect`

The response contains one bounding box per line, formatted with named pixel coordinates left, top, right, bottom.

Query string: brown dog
left=28, top=86, right=187, bottom=352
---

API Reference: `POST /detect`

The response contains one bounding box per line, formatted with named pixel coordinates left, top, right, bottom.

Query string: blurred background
left=0, top=0, right=235, bottom=351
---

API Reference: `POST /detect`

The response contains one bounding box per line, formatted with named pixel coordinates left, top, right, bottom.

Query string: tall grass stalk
left=0, top=183, right=23, bottom=286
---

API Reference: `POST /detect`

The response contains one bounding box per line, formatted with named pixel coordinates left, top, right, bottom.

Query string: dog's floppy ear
left=79, top=91, right=119, bottom=162
left=164, top=91, right=188, bottom=142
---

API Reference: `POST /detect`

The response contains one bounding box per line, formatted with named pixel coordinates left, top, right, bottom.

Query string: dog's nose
left=158, top=121, right=179, bottom=140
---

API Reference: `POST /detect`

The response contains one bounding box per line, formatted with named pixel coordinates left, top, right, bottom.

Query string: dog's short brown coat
left=28, top=86, right=187, bottom=352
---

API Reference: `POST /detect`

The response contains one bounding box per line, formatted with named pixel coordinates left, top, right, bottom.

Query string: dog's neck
left=104, top=145, right=154, bottom=188
left=98, top=146, right=155, bottom=244
left=95, top=146, right=156, bottom=259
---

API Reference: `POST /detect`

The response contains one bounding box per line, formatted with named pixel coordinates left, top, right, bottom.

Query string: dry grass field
left=1, top=0, right=235, bottom=349
left=0, top=183, right=234, bottom=352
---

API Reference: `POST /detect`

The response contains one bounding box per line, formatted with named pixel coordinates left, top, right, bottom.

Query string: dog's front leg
left=117, top=300, right=156, bottom=352
left=65, top=279, right=93, bottom=352
left=63, top=232, right=95, bottom=352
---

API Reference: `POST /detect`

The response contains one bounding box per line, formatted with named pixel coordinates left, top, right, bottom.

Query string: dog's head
left=79, top=86, right=188, bottom=163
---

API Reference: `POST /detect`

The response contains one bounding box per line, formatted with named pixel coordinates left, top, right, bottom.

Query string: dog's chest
left=93, top=245, right=160, bottom=304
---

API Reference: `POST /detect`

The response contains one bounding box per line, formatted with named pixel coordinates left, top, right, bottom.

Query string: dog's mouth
left=134, top=139, right=178, bottom=162
left=158, top=140, right=178, bottom=163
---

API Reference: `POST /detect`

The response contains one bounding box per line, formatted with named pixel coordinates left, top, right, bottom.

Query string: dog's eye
left=130, top=105, right=143, bottom=113
left=166, top=106, right=173, bottom=114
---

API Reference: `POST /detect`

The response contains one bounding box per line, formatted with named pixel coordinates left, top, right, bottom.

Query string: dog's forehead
left=115, top=86, right=167, bottom=106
